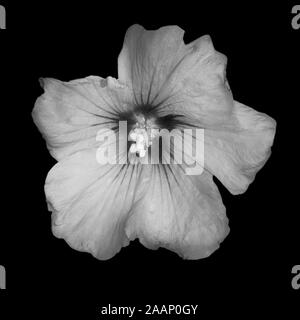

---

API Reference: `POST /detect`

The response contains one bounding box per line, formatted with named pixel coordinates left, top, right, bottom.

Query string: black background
left=0, top=1, right=298, bottom=318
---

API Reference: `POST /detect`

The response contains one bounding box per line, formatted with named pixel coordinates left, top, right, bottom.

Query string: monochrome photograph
left=0, top=2, right=298, bottom=318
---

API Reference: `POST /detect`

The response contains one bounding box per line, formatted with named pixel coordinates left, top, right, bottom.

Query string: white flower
left=32, top=25, right=276, bottom=260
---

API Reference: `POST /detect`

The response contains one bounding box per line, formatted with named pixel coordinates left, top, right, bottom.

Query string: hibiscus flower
left=32, top=25, right=276, bottom=260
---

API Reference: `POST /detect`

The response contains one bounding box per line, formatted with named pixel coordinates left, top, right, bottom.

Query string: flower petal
left=45, top=149, right=144, bottom=260
left=118, top=25, right=233, bottom=124
left=32, top=76, right=132, bottom=160
left=118, top=24, right=187, bottom=106
left=125, top=165, right=229, bottom=259
left=203, top=101, right=276, bottom=194
left=162, top=34, right=234, bottom=125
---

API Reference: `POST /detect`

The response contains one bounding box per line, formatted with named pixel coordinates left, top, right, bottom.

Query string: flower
left=32, top=25, right=276, bottom=260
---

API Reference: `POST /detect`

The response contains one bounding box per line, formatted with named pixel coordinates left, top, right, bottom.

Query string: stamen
left=128, top=115, right=158, bottom=157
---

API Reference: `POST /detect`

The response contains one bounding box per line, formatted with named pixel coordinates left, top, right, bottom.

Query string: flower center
left=128, top=114, right=158, bottom=157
